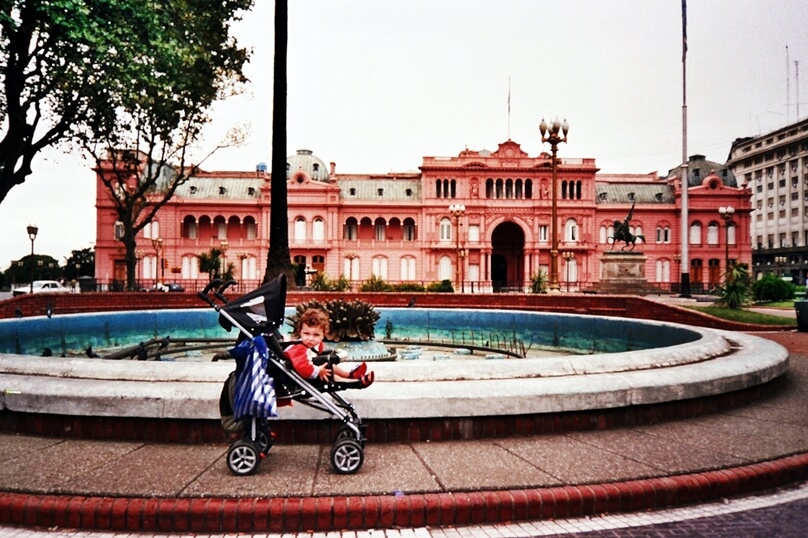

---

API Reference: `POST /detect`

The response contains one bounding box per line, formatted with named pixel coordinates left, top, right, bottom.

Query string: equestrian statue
left=609, top=200, right=645, bottom=251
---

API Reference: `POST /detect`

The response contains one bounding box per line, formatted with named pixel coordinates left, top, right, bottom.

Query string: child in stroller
left=200, top=275, right=368, bottom=477
left=287, top=307, right=375, bottom=388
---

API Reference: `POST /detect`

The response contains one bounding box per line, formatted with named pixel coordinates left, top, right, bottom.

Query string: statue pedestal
left=593, top=251, right=659, bottom=295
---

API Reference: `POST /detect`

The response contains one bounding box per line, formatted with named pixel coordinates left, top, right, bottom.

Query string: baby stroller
left=198, top=274, right=367, bottom=476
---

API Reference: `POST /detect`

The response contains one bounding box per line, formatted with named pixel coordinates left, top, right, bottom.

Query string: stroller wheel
left=256, top=426, right=273, bottom=454
left=330, top=438, right=364, bottom=474
left=336, top=426, right=364, bottom=447
left=227, top=439, right=261, bottom=476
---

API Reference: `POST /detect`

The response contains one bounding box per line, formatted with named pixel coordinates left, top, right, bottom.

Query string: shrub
left=287, top=298, right=380, bottom=342
left=426, top=279, right=454, bottom=293
left=360, top=274, right=394, bottom=292
left=393, top=282, right=426, bottom=292
left=715, top=262, right=751, bottom=309
left=529, top=271, right=548, bottom=294
left=752, top=273, right=797, bottom=302
left=309, top=272, right=352, bottom=292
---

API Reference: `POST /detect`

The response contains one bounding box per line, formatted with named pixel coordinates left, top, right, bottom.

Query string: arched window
left=707, top=221, right=719, bottom=245
left=524, top=179, right=533, bottom=199
left=689, top=222, right=702, bottom=245
left=143, top=256, right=157, bottom=279
left=144, top=221, right=160, bottom=240
left=182, top=216, right=197, bottom=240
left=344, top=255, right=360, bottom=281
left=486, top=178, right=494, bottom=198
left=600, top=225, right=608, bottom=244
left=182, top=255, right=200, bottom=279
left=312, top=218, right=325, bottom=241
left=214, top=216, right=227, bottom=239
left=403, top=218, right=416, bottom=241
left=400, top=256, right=416, bottom=281
left=495, top=179, right=503, bottom=199
left=240, top=256, right=257, bottom=280
left=438, top=255, right=452, bottom=281
left=655, top=259, right=671, bottom=282
left=728, top=223, right=736, bottom=245
left=244, top=217, right=257, bottom=240
left=372, top=256, right=388, bottom=279
left=374, top=219, right=386, bottom=241
left=294, top=217, right=306, bottom=241
left=564, top=219, right=579, bottom=242
left=505, top=179, right=513, bottom=199
left=439, top=218, right=452, bottom=242
left=344, top=218, right=358, bottom=241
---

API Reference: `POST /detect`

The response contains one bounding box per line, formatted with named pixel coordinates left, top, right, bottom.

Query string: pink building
left=94, top=142, right=751, bottom=294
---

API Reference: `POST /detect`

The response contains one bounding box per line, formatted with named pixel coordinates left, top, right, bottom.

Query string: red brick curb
left=1, top=452, right=807, bottom=533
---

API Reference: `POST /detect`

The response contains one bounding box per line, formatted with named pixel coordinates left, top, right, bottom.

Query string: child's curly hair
left=294, top=308, right=330, bottom=337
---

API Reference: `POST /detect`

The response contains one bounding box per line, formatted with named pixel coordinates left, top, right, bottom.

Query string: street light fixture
left=539, top=117, right=569, bottom=293
left=718, top=205, right=735, bottom=276
left=26, top=225, right=38, bottom=293
left=774, top=255, right=787, bottom=277
left=449, top=204, right=466, bottom=293
left=562, top=251, right=575, bottom=292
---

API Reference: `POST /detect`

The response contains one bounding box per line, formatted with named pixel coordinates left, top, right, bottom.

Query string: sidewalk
left=0, top=330, right=806, bottom=534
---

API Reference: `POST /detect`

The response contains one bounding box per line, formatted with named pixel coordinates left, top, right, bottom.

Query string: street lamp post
left=151, top=237, right=163, bottom=287
left=562, top=251, right=575, bottom=292
left=718, top=205, right=735, bottom=276
left=220, top=238, right=229, bottom=279
left=449, top=204, right=466, bottom=293
left=26, top=225, right=38, bottom=293
left=673, top=253, right=681, bottom=292
left=539, top=117, right=569, bottom=293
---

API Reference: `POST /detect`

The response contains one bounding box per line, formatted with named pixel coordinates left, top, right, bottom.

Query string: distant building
left=94, top=141, right=752, bottom=293
left=727, top=117, right=808, bottom=285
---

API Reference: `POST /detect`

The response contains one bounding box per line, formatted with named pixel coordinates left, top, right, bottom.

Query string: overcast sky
left=1, top=0, right=806, bottom=265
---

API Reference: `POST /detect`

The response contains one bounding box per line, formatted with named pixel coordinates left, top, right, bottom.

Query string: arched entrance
left=491, top=222, right=525, bottom=291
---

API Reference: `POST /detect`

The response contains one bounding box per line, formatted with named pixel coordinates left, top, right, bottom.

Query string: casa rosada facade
left=94, top=140, right=752, bottom=293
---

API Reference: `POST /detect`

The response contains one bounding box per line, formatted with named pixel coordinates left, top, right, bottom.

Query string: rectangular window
left=468, top=224, right=480, bottom=242
left=538, top=225, right=548, bottom=242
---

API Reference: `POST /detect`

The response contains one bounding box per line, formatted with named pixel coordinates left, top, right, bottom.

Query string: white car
left=12, top=280, right=71, bottom=296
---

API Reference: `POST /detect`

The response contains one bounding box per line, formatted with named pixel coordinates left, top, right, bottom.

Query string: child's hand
left=317, top=365, right=330, bottom=381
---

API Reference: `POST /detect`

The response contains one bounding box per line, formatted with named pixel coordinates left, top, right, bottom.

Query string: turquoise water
left=0, top=307, right=700, bottom=357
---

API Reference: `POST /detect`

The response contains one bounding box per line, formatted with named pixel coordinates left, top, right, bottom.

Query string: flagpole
left=507, top=76, right=512, bottom=139
left=679, top=0, right=691, bottom=297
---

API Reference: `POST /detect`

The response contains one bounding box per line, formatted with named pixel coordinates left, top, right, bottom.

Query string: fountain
left=0, top=306, right=789, bottom=442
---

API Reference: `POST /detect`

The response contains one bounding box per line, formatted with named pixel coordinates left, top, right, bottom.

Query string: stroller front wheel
left=227, top=439, right=261, bottom=476
left=330, top=438, right=364, bottom=474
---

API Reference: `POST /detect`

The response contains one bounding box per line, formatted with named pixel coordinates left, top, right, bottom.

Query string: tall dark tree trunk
left=264, top=0, right=292, bottom=284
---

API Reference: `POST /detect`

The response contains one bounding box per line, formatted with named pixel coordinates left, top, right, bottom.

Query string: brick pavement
left=0, top=330, right=805, bottom=536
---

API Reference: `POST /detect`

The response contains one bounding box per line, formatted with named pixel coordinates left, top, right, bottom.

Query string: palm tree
left=264, top=0, right=294, bottom=284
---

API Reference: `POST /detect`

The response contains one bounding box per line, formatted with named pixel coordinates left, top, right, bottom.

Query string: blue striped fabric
left=230, top=335, right=277, bottom=420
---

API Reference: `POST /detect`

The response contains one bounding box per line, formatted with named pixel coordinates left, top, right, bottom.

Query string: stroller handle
left=197, top=279, right=225, bottom=307
left=215, top=280, right=239, bottom=302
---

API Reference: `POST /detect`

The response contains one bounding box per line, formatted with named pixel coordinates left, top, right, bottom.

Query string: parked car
left=141, top=283, right=185, bottom=293
left=12, top=280, right=71, bottom=296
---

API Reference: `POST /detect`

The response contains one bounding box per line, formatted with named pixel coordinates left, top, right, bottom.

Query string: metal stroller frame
left=199, top=274, right=366, bottom=476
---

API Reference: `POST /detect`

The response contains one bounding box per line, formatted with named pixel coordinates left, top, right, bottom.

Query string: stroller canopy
left=220, top=274, right=287, bottom=336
